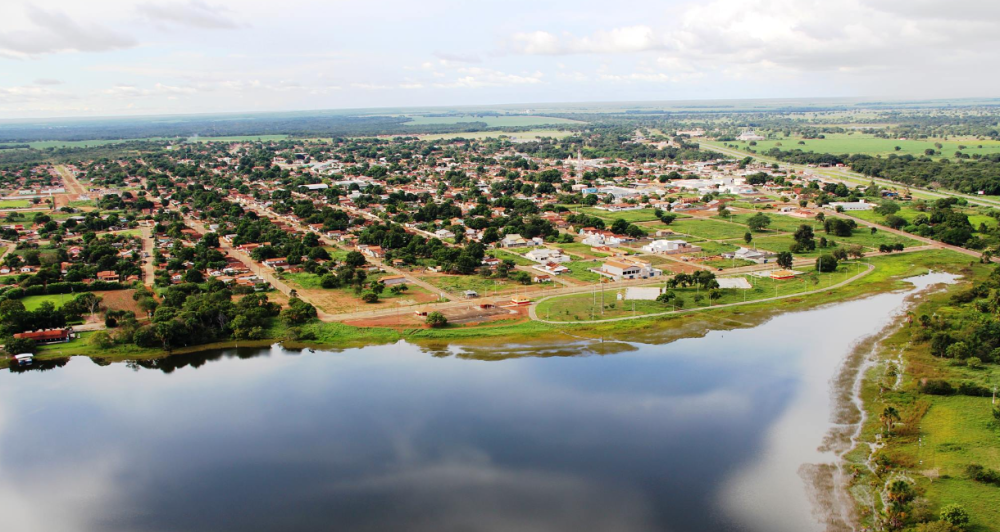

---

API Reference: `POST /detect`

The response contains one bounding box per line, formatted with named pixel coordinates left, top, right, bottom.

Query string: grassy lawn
left=18, top=292, right=85, bottom=311
left=554, top=242, right=609, bottom=258
left=668, top=218, right=753, bottom=240
left=562, top=260, right=603, bottom=283
left=536, top=265, right=861, bottom=322
left=728, top=212, right=823, bottom=233
left=419, top=274, right=518, bottom=295
left=0, top=200, right=30, bottom=208
left=283, top=272, right=325, bottom=290
left=490, top=249, right=536, bottom=266
left=571, top=206, right=663, bottom=223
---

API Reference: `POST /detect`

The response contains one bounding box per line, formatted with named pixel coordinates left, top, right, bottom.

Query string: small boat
left=13, top=353, right=33, bottom=366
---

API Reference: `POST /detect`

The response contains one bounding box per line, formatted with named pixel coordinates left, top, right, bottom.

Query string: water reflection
left=0, top=274, right=953, bottom=532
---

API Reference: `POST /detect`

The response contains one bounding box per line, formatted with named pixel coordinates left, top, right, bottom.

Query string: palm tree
left=880, top=406, right=901, bottom=435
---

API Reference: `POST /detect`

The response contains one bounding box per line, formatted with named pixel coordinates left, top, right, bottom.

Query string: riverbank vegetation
left=850, top=261, right=1000, bottom=531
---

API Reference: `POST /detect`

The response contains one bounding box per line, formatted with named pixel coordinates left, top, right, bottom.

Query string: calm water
left=0, top=274, right=953, bottom=532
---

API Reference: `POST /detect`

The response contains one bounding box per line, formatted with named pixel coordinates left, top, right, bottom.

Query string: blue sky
left=1, top=0, right=998, bottom=118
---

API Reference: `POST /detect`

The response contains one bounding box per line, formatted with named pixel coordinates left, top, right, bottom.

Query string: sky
left=1, top=0, right=999, bottom=119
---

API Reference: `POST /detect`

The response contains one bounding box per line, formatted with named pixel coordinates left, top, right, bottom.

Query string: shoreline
left=802, top=273, right=964, bottom=531
left=6, top=250, right=977, bottom=371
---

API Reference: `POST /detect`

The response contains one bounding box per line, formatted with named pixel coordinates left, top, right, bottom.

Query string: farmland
left=714, top=133, right=1000, bottom=159
left=404, top=115, right=584, bottom=127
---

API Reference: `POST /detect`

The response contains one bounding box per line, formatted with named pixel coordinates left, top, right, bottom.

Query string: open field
left=717, top=133, right=1000, bottom=159
left=0, top=200, right=31, bottom=208
left=417, top=129, right=576, bottom=141
left=666, top=218, right=755, bottom=240
left=19, top=292, right=81, bottom=311
left=535, top=264, right=861, bottom=322
left=404, top=115, right=584, bottom=127
left=570, top=206, right=664, bottom=223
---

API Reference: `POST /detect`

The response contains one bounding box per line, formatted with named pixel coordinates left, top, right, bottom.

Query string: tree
left=880, top=405, right=900, bottom=434
left=344, top=251, right=366, bottom=268
left=743, top=232, right=752, bottom=244
left=88, top=330, right=115, bottom=349
left=939, top=504, right=970, bottom=530
left=747, top=213, right=771, bottom=232
left=816, top=254, right=838, bottom=273
left=281, top=297, right=317, bottom=325
left=361, top=291, right=379, bottom=303
left=793, top=224, right=816, bottom=251
left=777, top=251, right=793, bottom=269
left=3, top=336, right=36, bottom=356
left=425, top=311, right=448, bottom=328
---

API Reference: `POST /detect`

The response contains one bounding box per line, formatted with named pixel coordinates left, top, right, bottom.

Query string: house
left=464, top=290, right=479, bottom=299
left=722, top=247, right=775, bottom=264
left=533, top=274, right=553, bottom=283
left=434, top=228, right=456, bottom=239
left=738, top=130, right=765, bottom=141
left=381, top=275, right=408, bottom=286
left=358, top=245, right=385, bottom=259
left=594, top=259, right=662, bottom=281
left=13, top=328, right=73, bottom=344
left=533, top=262, right=570, bottom=276
left=96, top=271, right=119, bottom=282
left=500, top=233, right=529, bottom=248
left=262, top=257, right=288, bottom=269
left=598, top=260, right=641, bottom=279
left=828, top=199, right=874, bottom=211
left=524, top=248, right=570, bottom=263
left=642, top=239, right=702, bottom=254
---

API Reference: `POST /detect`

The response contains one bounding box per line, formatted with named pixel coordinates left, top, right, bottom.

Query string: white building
left=642, top=239, right=702, bottom=254
left=828, top=199, right=874, bottom=211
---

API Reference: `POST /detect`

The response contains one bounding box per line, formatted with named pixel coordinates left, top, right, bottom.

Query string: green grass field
left=570, top=206, right=663, bottom=223
left=417, top=129, right=576, bottom=141
left=720, top=133, right=1000, bottom=159
left=0, top=200, right=30, bottom=209
left=667, top=218, right=755, bottom=240
left=405, top=115, right=583, bottom=127
left=536, top=265, right=860, bottom=322
left=18, top=292, right=84, bottom=311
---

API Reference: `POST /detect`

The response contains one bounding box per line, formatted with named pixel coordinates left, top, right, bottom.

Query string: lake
left=0, top=274, right=954, bottom=532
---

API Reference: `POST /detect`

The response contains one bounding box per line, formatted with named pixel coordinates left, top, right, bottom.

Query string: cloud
left=137, top=0, right=243, bottom=30
left=432, top=51, right=482, bottom=64
left=506, top=0, right=1000, bottom=78
left=432, top=68, right=544, bottom=89
left=34, top=78, right=63, bottom=86
left=0, top=6, right=136, bottom=57
left=509, top=26, right=665, bottom=55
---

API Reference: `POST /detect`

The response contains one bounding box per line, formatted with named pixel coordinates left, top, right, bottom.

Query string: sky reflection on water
left=0, top=276, right=951, bottom=532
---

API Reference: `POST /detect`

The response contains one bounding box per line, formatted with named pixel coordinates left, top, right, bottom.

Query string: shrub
left=939, top=504, right=970, bottom=530
left=965, top=464, right=1000, bottom=485
left=920, top=379, right=955, bottom=395
left=425, top=312, right=448, bottom=328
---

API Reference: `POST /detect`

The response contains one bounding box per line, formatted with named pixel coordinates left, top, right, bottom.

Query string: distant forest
left=0, top=113, right=580, bottom=143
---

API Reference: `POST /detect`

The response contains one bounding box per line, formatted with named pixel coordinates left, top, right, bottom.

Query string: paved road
left=528, top=263, right=875, bottom=324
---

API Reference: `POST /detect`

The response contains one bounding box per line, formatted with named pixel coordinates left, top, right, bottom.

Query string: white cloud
left=506, top=0, right=1000, bottom=78
left=510, top=25, right=665, bottom=55
left=432, top=68, right=544, bottom=89
left=0, top=6, right=136, bottom=57
left=137, top=0, right=243, bottom=30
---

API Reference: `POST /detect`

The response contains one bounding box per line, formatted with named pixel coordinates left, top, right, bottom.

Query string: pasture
left=405, top=115, right=584, bottom=127
left=721, top=133, right=1000, bottom=159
